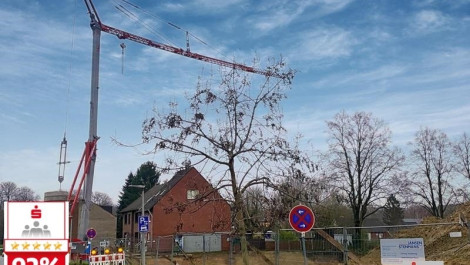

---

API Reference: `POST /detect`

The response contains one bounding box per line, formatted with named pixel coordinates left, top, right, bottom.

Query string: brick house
left=121, top=167, right=231, bottom=250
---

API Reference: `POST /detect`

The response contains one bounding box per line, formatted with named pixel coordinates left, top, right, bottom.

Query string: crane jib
left=100, top=23, right=280, bottom=78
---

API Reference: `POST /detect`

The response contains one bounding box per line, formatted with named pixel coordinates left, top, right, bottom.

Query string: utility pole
left=130, top=185, right=146, bottom=265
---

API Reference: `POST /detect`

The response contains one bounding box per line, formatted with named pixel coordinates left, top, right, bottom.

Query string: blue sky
left=1, top=0, right=469, bottom=204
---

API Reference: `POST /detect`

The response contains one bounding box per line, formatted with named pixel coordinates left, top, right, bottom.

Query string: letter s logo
left=31, top=205, right=42, bottom=219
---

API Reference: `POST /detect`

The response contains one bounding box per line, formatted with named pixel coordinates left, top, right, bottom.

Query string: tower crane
left=70, top=0, right=287, bottom=240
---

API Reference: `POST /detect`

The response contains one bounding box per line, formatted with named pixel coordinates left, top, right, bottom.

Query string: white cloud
left=410, top=10, right=450, bottom=34
left=249, top=0, right=354, bottom=33
left=311, top=64, right=407, bottom=89
left=293, top=46, right=470, bottom=148
left=194, top=0, right=246, bottom=9
left=412, top=0, right=437, bottom=8
left=253, top=11, right=296, bottom=32
left=314, top=0, right=354, bottom=15
left=368, top=28, right=393, bottom=42
left=162, top=0, right=247, bottom=14
left=0, top=113, right=26, bottom=125
left=114, top=95, right=143, bottom=107
left=162, top=3, right=184, bottom=12
left=287, top=27, right=356, bottom=62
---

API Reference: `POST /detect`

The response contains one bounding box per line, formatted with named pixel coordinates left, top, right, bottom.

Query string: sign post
left=289, top=205, right=315, bottom=265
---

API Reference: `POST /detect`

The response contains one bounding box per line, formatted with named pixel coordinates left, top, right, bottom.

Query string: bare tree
left=92, top=191, right=114, bottom=206
left=0, top=182, right=40, bottom=206
left=0, top=181, right=18, bottom=203
left=409, top=127, right=454, bottom=218
left=243, top=187, right=268, bottom=232
left=454, top=132, right=470, bottom=180
left=142, top=60, right=295, bottom=265
left=15, top=187, right=40, bottom=201
left=325, top=111, right=403, bottom=228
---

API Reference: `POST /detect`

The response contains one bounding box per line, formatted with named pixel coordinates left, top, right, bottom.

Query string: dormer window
left=187, top=189, right=199, bottom=200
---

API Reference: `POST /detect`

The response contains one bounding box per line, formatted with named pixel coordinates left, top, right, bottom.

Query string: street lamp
left=129, top=184, right=146, bottom=265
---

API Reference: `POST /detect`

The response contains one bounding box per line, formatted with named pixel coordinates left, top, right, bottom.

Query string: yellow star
left=33, top=242, right=41, bottom=250
left=11, top=242, right=19, bottom=250
left=43, top=242, right=51, bottom=250
left=54, top=242, right=62, bottom=250
left=22, top=242, right=30, bottom=250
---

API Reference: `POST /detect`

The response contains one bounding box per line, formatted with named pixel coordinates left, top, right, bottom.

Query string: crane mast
left=69, top=0, right=102, bottom=241
left=72, top=0, right=284, bottom=240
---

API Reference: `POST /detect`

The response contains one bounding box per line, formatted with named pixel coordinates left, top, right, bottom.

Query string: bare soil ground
left=125, top=203, right=470, bottom=265
left=360, top=202, right=470, bottom=265
left=127, top=251, right=343, bottom=265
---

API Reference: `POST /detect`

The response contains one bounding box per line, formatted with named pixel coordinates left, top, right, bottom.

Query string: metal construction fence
left=80, top=222, right=467, bottom=265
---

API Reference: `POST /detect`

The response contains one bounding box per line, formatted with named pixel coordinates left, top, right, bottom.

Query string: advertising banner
left=4, top=202, right=69, bottom=265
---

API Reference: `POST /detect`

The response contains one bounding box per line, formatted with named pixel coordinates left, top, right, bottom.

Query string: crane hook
left=120, top=42, right=126, bottom=74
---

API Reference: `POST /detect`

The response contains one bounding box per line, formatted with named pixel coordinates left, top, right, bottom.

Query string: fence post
left=301, top=232, right=307, bottom=265
left=467, top=225, right=470, bottom=244
left=275, top=230, right=280, bottom=265
left=170, top=235, right=174, bottom=262
left=203, top=234, right=206, bottom=265
left=229, top=236, right=233, bottom=265
left=155, top=237, right=160, bottom=265
left=343, top=227, right=348, bottom=265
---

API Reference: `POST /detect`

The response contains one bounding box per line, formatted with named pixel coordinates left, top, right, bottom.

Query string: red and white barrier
left=89, top=253, right=125, bottom=265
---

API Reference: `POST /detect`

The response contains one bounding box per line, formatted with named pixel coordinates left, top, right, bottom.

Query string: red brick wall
left=151, top=168, right=231, bottom=236
left=121, top=212, right=135, bottom=240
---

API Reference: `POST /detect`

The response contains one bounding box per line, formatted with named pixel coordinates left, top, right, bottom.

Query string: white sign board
left=380, top=238, right=425, bottom=265
left=4, top=202, right=68, bottom=239
left=449, top=231, right=462, bottom=238
left=4, top=201, right=70, bottom=265
left=402, top=261, right=444, bottom=265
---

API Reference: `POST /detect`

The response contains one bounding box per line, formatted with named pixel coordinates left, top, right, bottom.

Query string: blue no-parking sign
left=289, top=205, right=315, bottom=233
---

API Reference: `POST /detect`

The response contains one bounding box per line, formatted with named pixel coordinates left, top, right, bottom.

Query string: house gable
left=152, top=167, right=231, bottom=236
left=121, top=167, right=231, bottom=238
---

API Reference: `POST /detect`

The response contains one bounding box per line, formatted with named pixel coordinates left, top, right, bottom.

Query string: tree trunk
left=235, top=203, right=250, bottom=265
left=353, top=208, right=362, bottom=249
left=230, top=161, right=250, bottom=265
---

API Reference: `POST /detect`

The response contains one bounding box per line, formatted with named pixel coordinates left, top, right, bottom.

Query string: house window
left=187, top=189, right=199, bottom=200
left=135, top=213, right=139, bottom=223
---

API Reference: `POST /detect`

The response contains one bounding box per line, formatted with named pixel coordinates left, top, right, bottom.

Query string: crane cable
left=115, top=0, right=228, bottom=60
left=58, top=0, right=78, bottom=189
left=66, top=0, right=77, bottom=131
left=112, top=1, right=177, bottom=48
